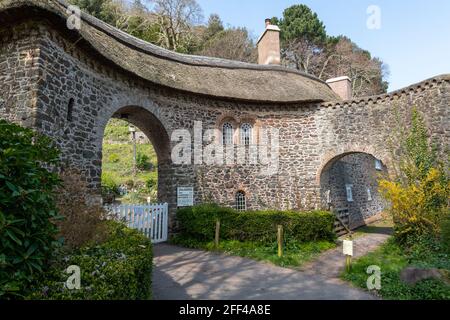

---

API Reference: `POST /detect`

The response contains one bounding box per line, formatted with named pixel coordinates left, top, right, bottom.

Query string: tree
left=274, top=4, right=389, bottom=97
left=151, top=0, right=203, bottom=52
left=203, top=14, right=224, bottom=41
left=70, top=0, right=121, bottom=25
left=274, top=5, right=327, bottom=75
left=322, top=37, right=389, bottom=97
left=277, top=4, right=327, bottom=44
left=199, top=27, right=257, bottom=63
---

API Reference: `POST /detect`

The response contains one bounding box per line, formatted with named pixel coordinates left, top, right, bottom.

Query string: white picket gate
left=105, top=203, right=168, bottom=244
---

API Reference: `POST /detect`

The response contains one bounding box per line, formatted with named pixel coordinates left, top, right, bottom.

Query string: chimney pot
left=265, top=18, right=271, bottom=27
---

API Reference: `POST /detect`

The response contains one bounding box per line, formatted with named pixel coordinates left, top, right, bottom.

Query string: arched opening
left=319, top=152, right=388, bottom=229
left=100, top=106, right=170, bottom=205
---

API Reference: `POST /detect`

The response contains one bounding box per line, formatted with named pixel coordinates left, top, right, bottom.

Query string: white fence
left=105, top=203, right=168, bottom=244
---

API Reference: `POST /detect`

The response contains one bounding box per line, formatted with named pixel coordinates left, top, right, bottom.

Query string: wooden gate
left=105, top=203, right=169, bottom=244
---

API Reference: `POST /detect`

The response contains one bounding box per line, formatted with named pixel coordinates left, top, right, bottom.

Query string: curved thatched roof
left=0, top=0, right=340, bottom=103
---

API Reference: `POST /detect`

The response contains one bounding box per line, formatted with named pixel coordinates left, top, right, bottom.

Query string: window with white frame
left=235, top=191, right=246, bottom=211
left=346, top=184, right=354, bottom=202
left=240, top=123, right=252, bottom=145
left=375, top=159, right=382, bottom=171
left=222, top=122, right=234, bottom=145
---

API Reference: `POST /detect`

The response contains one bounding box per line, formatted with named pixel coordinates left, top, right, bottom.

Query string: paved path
left=152, top=229, right=391, bottom=300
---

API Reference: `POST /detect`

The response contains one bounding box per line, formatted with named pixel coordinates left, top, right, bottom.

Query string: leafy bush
left=136, top=153, right=151, bottom=171
left=176, top=204, right=336, bottom=243
left=56, top=170, right=110, bottom=249
left=380, top=108, right=450, bottom=244
left=0, top=120, right=61, bottom=299
left=27, top=221, right=153, bottom=300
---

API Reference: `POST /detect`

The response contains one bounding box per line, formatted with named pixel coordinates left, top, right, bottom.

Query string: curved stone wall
left=0, top=12, right=448, bottom=231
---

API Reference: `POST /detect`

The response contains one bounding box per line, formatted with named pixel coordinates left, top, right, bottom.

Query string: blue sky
left=196, top=0, right=450, bottom=92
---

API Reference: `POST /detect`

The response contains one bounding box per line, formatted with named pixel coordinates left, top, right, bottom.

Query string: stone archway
left=100, top=105, right=172, bottom=204
left=319, top=152, right=389, bottom=229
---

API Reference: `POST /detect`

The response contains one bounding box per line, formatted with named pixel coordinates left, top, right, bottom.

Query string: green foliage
left=277, top=4, right=327, bottom=44
left=103, top=119, right=130, bottom=143
left=380, top=108, right=449, bottom=244
left=27, top=221, right=152, bottom=300
left=108, top=153, right=120, bottom=163
left=441, top=216, right=450, bottom=254
left=101, top=171, right=119, bottom=194
left=203, top=14, right=224, bottom=42
left=0, top=120, right=61, bottom=299
left=401, top=108, right=440, bottom=183
left=176, top=204, right=336, bottom=244
left=343, top=237, right=450, bottom=300
left=136, top=153, right=151, bottom=171
left=70, top=0, right=116, bottom=24
left=102, top=119, right=158, bottom=203
left=171, top=234, right=335, bottom=268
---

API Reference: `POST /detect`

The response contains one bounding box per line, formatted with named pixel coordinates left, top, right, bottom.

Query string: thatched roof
left=0, top=0, right=340, bottom=103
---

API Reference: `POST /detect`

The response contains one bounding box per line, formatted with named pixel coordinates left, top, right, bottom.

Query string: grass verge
left=342, top=237, right=450, bottom=300
left=170, top=234, right=336, bottom=268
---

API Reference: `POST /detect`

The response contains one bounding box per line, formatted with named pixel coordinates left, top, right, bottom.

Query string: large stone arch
left=98, top=105, right=172, bottom=204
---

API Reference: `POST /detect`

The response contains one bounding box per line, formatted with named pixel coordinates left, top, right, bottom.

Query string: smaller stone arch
left=316, top=144, right=391, bottom=185
left=318, top=147, right=390, bottom=229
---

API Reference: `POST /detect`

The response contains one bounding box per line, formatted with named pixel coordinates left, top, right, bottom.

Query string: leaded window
left=222, top=122, right=234, bottom=145
left=240, top=123, right=252, bottom=145
left=235, top=191, right=246, bottom=211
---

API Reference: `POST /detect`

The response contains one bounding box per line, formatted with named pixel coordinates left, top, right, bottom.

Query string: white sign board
left=177, top=187, right=194, bottom=207
left=343, top=240, right=353, bottom=256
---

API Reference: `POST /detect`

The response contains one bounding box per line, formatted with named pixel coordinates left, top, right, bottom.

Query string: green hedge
left=177, top=204, right=336, bottom=243
left=27, top=222, right=152, bottom=300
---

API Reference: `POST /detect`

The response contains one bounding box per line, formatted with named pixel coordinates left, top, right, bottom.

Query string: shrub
left=56, top=170, right=109, bottom=249
left=27, top=221, right=153, bottom=300
left=0, top=120, right=60, bottom=299
left=176, top=204, right=336, bottom=243
left=136, top=153, right=150, bottom=171
left=380, top=108, right=449, bottom=244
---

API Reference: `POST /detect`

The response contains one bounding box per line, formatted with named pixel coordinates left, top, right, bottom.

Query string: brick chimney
left=257, top=19, right=281, bottom=65
left=326, top=76, right=352, bottom=100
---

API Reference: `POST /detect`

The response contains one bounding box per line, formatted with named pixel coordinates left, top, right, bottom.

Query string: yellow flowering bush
left=380, top=108, right=449, bottom=243
left=379, top=168, right=449, bottom=242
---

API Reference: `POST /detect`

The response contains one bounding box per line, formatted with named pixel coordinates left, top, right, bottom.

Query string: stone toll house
left=0, top=0, right=449, bottom=231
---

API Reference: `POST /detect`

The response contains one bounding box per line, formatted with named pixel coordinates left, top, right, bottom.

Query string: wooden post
left=346, top=255, right=352, bottom=272
left=215, top=220, right=220, bottom=248
left=277, top=225, right=283, bottom=257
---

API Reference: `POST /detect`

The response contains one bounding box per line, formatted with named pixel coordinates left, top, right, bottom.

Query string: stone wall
left=1, top=20, right=449, bottom=231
